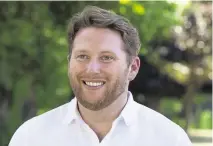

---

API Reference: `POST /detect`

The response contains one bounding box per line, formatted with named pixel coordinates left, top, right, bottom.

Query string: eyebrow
left=74, top=49, right=114, bottom=54
left=100, top=51, right=114, bottom=54
left=73, top=49, right=88, bottom=54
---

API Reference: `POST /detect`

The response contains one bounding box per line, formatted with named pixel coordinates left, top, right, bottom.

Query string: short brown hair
left=67, top=6, right=141, bottom=65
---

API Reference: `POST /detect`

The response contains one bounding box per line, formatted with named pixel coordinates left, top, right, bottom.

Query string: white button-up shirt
left=9, top=91, right=192, bottom=146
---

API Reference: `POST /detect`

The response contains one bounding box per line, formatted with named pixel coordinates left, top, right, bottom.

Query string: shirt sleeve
left=175, top=128, right=193, bottom=146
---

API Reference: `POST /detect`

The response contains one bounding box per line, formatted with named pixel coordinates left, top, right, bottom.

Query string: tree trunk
left=21, top=82, right=37, bottom=122
left=182, top=83, right=196, bottom=133
left=182, top=66, right=203, bottom=133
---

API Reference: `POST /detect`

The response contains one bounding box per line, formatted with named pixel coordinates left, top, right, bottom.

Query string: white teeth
left=85, top=82, right=104, bottom=87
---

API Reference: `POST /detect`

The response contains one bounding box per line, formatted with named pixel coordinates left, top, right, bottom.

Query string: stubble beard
left=69, top=70, right=129, bottom=111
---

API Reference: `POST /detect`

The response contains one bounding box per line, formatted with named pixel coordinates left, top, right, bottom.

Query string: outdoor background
left=0, top=1, right=212, bottom=146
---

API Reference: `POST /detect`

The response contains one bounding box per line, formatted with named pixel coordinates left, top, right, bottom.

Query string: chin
left=83, top=95, right=104, bottom=103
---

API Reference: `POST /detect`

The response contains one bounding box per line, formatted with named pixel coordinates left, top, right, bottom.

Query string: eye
left=100, top=55, right=114, bottom=62
left=76, top=55, right=89, bottom=61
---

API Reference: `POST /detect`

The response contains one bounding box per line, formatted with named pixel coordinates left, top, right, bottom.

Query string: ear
left=128, top=56, right=140, bottom=81
left=67, top=54, right=71, bottom=62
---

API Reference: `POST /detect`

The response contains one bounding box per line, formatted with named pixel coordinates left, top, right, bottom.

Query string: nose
left=86, top=59, right=101, bottom=73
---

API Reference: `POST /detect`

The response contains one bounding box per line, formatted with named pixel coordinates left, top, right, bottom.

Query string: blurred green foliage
left=199, top=110, right=212, bottom=129
left=160, top=95, right=212, bottom=129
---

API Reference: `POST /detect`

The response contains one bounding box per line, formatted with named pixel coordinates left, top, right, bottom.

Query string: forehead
left=72, top=27, right=124, bottom=53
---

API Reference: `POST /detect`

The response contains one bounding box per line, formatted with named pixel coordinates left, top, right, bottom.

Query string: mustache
left=78, top=73, right=106, bottom=79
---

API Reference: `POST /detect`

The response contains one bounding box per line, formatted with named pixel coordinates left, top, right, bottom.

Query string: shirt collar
left=63, top=91, right=140, bottom=126
left=62, top=97, right=79, bottom=125
left=120, top=91, right=140, bottom=126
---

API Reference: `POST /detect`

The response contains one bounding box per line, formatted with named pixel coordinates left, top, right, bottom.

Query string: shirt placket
left=81, top=122, right=100, bottom=146
left=78, top=115, right=123, bottom=146
left=99, top=117, right=122, bottom=146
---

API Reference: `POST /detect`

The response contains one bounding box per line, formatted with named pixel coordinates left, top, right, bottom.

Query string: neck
left=77, top=91, right=128, bottom=141
left=78, top=91, right=128, bottom=125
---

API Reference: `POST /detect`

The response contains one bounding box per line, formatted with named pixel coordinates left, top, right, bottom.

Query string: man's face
left=68, top=27, right=139, bottom=111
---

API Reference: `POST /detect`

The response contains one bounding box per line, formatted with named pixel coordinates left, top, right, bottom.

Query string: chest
left=29, top=123, right=172, bottom=146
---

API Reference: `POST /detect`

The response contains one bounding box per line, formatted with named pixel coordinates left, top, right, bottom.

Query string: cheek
left=120, top=66, right=131, bottom=81
left=68, top=64, right=78, bottom=80
left=107, top=65, right=128, bottom=80
left=69, top=61, right=83, bottom=73
left=69, top=60, right=76, bottom=70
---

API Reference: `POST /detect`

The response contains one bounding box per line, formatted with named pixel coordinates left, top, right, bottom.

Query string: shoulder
left=8, top=102, right=70, bottom=146
left=27, top=101, right=70, bottom=127
left=134, top=101, right=191, bottom=144
left=135, top=101, right=182, bottom=130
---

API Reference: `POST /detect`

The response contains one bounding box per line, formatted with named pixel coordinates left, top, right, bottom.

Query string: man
left=9, top=6, right=192, bottom=146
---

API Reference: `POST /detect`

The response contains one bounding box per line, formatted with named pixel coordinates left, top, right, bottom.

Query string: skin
left=68, top=27, right=140, bottom=141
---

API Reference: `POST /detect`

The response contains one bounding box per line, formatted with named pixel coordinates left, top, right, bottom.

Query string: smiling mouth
left=82, top=80, right=106, bottom=87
